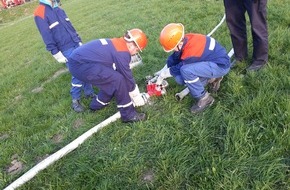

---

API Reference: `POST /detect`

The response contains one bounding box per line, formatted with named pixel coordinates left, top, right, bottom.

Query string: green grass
left=0, top=0, right=289, bottom=189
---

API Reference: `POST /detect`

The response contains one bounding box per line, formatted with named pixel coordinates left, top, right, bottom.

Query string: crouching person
left=155, top=23, right=231, bottom=113
left=68, top=29, right=148, bottom=123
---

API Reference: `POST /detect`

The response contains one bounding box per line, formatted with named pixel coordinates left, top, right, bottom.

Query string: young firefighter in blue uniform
left=34, top=0, right=94, bottom=112
left=155, top=23, right=231, bottom=113
left=67, top=29, right=148, bottom=123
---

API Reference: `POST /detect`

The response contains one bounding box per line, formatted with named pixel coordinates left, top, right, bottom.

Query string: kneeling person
left=156, top=23, right=231, bottom=113
left=68, top=29, right=148, bottom=122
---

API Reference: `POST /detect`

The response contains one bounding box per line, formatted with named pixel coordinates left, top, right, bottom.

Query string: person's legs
left=69, top=71, right=95, bottom=101
left=88, top=80, right=135, bottom=117
left=174, top=75, right=185, bottom=85
left=83, top=83, right=95, bottom=98
left=70, top=77, right=84, bottom=100
left=224, top=0, right=248, bottom=61
left=246, top=0, right=268, bottom=71
left=180, top=62, right=229, bottom=98
left=69, top=77, right=85, bottom=112
left=65, top=46, right=95, bottom=99
left=180, top=62, right=229, bottom=113
left=77, top=63, right=145, bottom=122
left=63, top=47, right=86, bottom=112
left=174, top=74, right=209, bottom=87
left=89, top=91, right=110, bottom=111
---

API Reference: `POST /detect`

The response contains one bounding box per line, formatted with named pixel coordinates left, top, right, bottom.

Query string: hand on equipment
left=53, top=51, right=68, bottom=63
left=129, top=84, right=146, bottom=107
left=155, top=68, right=172, bottom=85
left=154, top=64, right=168, bottom=76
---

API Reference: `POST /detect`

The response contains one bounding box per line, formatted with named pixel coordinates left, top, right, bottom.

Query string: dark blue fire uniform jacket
left=34, top=2, right=81, bottom=55
left=165, top=33, right=231, bottom=99
left=34, top=1, right=93, bottom=102
left=68, top=38, right=138, bottom=120
left=167, top=33, right=230, bottom=77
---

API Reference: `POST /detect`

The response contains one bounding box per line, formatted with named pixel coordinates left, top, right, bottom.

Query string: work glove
left=129, top=84, right=146, bottom=107
left=154, top=64, right=168, bottom=76
left=52, top=51, right=68, bottom=63
left=156, top=68, right=172, bottom=85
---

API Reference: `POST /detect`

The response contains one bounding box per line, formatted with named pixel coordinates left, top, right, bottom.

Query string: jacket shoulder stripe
left=100, top=39, right=108, bottom=45
left=111, top=38, right=128, bottom=52
left=209, top=37, right=216, bottom=50
left=34, top=4, right=45, bottom=19
left=181, top=34, right=206, bottom=59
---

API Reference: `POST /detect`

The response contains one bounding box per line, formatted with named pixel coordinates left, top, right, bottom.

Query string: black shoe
left=122, top=113, right=146, bottom=123
left=247, top=62, right=267, bottom=71
left=191, top=92, right=214, bottom=114
left=72, top=100, right=85, bottom=113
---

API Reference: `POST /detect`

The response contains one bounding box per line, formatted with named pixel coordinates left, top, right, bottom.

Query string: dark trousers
left=63, top=47, right=94, bottom=100
left=68, top=60, right=136, bottom=121
left=223, top=0, right=268, bottom=64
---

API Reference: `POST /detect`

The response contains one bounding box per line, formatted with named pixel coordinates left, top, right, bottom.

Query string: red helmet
left=124, top=29, right=148, bottom=52
left=159, top=23, right=184, bottom=52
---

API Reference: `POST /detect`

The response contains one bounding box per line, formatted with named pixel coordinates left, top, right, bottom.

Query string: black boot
left=122, top=113, right=146, bottom=123
left=72, top=99, right=85, bottom=113
left=191, top=92, right=214, bottom=114
left=247, top=61, right=267, bottom=71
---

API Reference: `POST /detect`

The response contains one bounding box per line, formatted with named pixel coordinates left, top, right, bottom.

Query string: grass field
left=0, top=0, right=289, bottom=189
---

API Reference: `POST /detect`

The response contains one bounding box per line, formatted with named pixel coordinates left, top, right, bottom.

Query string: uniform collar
left=39, top=0, right=58, bottom=8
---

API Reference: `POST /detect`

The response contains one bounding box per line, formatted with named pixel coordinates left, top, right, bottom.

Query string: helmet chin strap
left=176, top=41, right=183, bottom=51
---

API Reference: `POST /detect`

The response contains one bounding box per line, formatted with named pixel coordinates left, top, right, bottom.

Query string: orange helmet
left=124, top=29, right=148, bottom=52
left=159, top=23, right=184, bottom=52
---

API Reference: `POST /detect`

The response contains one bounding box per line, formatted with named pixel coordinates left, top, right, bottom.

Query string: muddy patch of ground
left=141, top=169, right=154, bottom=183
left=51, top=133, right=63, bottom=144
left=0, top=133, right=9, bottom=140
left=73, top=118, right=84, bottom=129
left=6, top=154, right=24, bottom=175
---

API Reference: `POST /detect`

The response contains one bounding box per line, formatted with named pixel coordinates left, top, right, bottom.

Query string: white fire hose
left=4, top=112, right=122, bottom=190
left=4, top=87, right=162, bottom=190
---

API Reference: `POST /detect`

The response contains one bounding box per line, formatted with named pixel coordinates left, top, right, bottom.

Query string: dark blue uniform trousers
left=63, top=47, right=94, bottom=100
left=68, top=60, right=137, bottom=120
